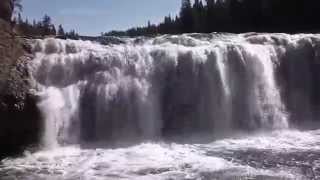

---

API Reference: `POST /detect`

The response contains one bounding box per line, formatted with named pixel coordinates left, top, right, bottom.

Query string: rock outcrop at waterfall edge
left=0, top=0, right=13, bottom=22
left=0, top=0, right=41, bottom=159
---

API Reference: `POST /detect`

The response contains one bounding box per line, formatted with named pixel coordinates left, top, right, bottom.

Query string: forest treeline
left=8, top=0, right=79, bottom=39
left=15, top=14, right=79, bottom=39
left=104, top=0, right=320, bottom=37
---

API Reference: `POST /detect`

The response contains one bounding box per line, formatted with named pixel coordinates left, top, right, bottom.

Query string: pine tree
left=42, top=14, right=52, bottom=35
left=50, top=24, right=56, bottom=35
left=17, top=13, right=22, bottom=24
left=58, top=24, right=65, bottom=36
left=11, top=0, right=23, bottom=19
left=12, top=0, right=22, bottom=13
left=103, top=0, right=320, bottom=36
left=179, top=0, right=194, bottom=33
left=193, top=0, right=205, bottom=32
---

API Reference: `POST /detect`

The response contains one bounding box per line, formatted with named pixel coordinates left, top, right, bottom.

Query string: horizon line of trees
left=10, top=0, right=79, bottom=39
left=104, top=0, right=320, bottom=37
left=15, top=13, right=80, bottom=39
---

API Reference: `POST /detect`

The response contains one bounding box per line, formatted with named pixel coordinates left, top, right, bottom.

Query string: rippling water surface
left=1, top=130, right=320, bottom=180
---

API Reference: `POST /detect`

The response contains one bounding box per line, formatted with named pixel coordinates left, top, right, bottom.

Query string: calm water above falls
left=2, top=33, right=320, bottom=179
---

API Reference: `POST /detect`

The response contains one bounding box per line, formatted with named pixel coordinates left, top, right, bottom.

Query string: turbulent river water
left=2, top=33, right=320, bottom=179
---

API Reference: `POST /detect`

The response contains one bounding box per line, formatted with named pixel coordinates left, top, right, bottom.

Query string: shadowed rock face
left=0, top=6, right=41, bottom=158
left=0, top=0, right=13, bottom=22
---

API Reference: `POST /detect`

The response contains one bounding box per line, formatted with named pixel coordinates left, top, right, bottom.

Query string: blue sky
left=21, top=0, right=181, bottom=36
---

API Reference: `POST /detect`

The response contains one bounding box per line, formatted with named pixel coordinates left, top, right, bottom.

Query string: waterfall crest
left=29, top=33, right=295, bottom=147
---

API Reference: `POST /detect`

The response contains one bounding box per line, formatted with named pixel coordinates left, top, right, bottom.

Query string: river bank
left=0, top=14, right=41, bottom=159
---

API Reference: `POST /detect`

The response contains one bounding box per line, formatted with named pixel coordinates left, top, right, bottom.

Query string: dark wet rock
left=0, top=0, right=13, bottom=22
left=0, top=18, right=41, bottom=158
left=99, top=36, right=126, bottom=45
left=135, top=167, right=172, bottom=175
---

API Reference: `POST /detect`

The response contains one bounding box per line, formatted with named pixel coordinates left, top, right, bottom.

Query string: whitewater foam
left=4, top=33, right=320, bottom=179
left=29, top=34, right=294, bottom=147
left=2, top=130, right=317, bottom=179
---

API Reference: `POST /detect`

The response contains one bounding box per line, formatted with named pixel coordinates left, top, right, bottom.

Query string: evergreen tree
left=50, top=24, right=56, bottom=35
left=12, top=0, right=23, bottom=16
left=179, top=0, right=194, bottom=33
left=65, top=29, right=79, bottom=40
left=58, top=24, right=65, bottom=36
left=193, top=0, right=205, bottom=32
left=17, top=13, right=23, bottom=24
left=41, top=14, right=51, bottom=35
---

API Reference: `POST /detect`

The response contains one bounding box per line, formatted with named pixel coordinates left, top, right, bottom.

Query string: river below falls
left=1, top=130, right=320, bottom=180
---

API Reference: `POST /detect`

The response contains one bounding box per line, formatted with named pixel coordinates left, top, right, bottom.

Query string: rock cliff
left=0, top=0, right=13, bottom=22
left=0, top=0, right=41, bottom=159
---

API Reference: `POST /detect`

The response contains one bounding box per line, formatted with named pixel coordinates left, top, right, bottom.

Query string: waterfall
left=29, top=34, right=291, bottom=148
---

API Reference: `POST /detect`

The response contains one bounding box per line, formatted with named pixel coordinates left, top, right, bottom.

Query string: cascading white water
left=6, top=33, right=320, bottom=180
left=29, top=34, right=289, bottom=148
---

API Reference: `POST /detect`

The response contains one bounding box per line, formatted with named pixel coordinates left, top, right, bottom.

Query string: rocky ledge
left=0, top=18, right=41, bottom=159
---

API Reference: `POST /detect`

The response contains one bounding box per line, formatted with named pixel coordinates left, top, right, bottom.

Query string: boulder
left=0, top=0, right=13, bottom=22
